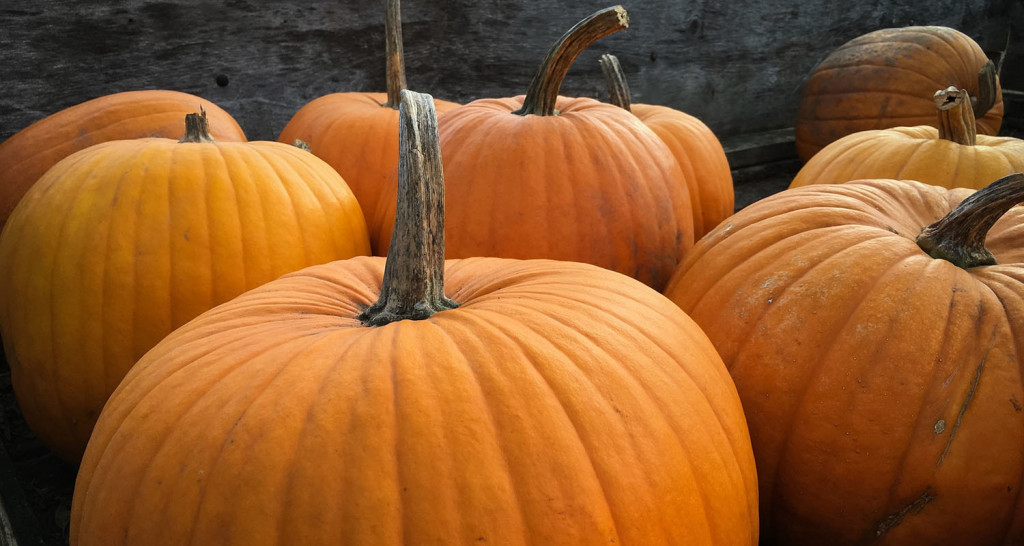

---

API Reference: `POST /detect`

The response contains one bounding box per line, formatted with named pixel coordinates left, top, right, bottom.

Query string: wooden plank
left=0, top=0, right=1011, bottom=143
left=723, top=127, right=796, bottom=170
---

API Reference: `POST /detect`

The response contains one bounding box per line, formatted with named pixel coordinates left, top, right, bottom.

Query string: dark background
left=2, top=0, right=1020, bottom=143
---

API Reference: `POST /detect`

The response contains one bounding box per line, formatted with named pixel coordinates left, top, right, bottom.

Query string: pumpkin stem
left=934, top=87, right=976, bottom=146
left=359, top=90, right=458, bottom=326
left=599, top=53, right=631, bottom=111
left=179, top=107, right=215, bottom=143
left=972, top=60, right=997, bottom=118
left=916, top=173, right=1024, bottom=269
left=513, top=6, right=629, bottom=117
left=383, top=0, right=408, bottom=109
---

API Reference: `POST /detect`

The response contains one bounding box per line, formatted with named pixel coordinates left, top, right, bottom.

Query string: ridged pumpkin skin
left=794, top=26, right=1004, bottom=161
left=277, top=92, right=459, bottom=246
left=0, top=135, right=371, bottom=462
left=71, top=257, right=758, bottom=546
left=790, top=125, right=1024, bottom=190
left=0, top=89, right=246, bottom=230
left=632, top=104, right=734, bottom=238
left=374, top=96, right=695, bottom=291
left=663, top=179, right=1024, bottom=544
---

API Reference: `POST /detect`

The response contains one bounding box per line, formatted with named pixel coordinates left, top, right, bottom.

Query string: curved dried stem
left=917, top=173, right=1024, bottom=269
left=599, top=53, right=631, bottom=111
left=514, top=6, right=629, bottom=116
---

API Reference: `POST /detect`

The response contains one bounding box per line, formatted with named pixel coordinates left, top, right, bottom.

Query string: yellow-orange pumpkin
left=791, top=87, right=1024, bottom=190
left=0, top=112, right=370, bottom=462
left=599, top=53, right=734, bottom=238
left=664, top=174, right=1024, bottom=544
left=794, top=25, right=1004, bottom=162
left=71, top=90, right=758, bottom=546
left=0, top=89, right=246, bottom=230
left=374, top=7, right=694, bottom=291
left=277, top=0, right=458, bottom=249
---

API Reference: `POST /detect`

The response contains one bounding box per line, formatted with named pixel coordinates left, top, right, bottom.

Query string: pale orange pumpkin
left=0, top=89, right=246, bottom=230
left=791, top=86, right=1024, bottom=190
left=0, top=111, right=370, bottom=462
left=71, top=89, right=759, bottom=546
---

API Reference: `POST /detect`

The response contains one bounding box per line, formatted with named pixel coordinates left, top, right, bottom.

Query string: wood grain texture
left=0, top=0, right=1014, bottom=143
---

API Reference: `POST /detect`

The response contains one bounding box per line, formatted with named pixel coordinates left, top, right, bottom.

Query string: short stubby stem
left=934, top=87, right=977, bottom=146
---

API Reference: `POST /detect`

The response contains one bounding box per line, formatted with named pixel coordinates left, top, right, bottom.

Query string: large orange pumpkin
left=0, top=89, right=246, bottom=230
left=71, top=90, right=759, bottom=546
left=374, top=7, right=694, bottom=291
left=791, top=86, right=1024, bottom=190
left=0, top=111, right=370, bottom=462
left=599, top=53, right=734, bottom=238
left=277, top=0, right=459, bottom=249
left=664, top=174, right=1024, bottom=544
left=794, top=25, right=1004, bottom=162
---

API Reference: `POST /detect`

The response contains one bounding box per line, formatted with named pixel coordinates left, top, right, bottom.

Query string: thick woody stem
left=599, top=53, right=631, bottom=111
left=513, top=6, right=629, bottom=117
left=383, top=0, right=408, bottom=109
left=916, top=173, right=1024, bottom=269
left=934, top=87, right=977, bottom=146
left=359, top=90, right=458, bottom=326
left=972, top=60, right=997, bottom=118
left=179, top=107, right=215, bottom=143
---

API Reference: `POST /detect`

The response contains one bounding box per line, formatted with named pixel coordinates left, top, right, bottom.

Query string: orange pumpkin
left=0, top=89, right=246, bottom=230
left=277, top=0, right=459, bottom=249
left=664, top=174, right=1024, bottom=544
left=791, top=86, right=1024, bottom=190
left=599, top=53, right=734, bottom=238
left=71, top=90, right=758, bottom=546
left=374, top=7, right=694, bottom=291
left=0, top=111, right=370, bottom=462
left=794, top=25, right=1004, bottom=162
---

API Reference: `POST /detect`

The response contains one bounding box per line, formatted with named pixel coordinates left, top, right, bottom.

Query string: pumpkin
left=794, top=25, right=1004, bottom=162
left=663, top=173, right=1024, bottom=544
left=374, top=6, right=694, bottom=292
left=277, top=0, right=459, bottom=250
left=71, top=89, right=758, bottom=546
left=599, top=53, right=734, bottom=239
left=0, top=111, right=370, bottom=462
left=0, top=89, right=246, bottom=230
left=791, top=86, right=1024, bottom=190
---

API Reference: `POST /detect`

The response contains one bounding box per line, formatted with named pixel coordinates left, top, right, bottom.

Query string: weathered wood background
left=1, top=0, right=1019, bottom=143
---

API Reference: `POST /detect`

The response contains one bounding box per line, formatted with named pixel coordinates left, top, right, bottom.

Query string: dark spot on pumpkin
left=215, top=74, right=229, bottom=87
left=875, top=488, right=935, bottom=537
left=1011, top=397, right=1022, bottom=412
